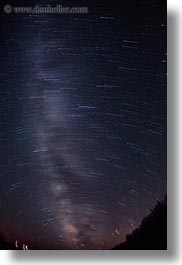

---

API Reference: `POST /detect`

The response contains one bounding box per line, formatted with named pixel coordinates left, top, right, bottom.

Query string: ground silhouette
left=113, top=196, right=167, bottom=250
left=0, top=232, right=17, bottom=250
left=0, top=196, right=167, bottom=250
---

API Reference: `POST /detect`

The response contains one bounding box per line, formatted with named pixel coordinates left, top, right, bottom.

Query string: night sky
left=0, top=0, right=167, bottom=249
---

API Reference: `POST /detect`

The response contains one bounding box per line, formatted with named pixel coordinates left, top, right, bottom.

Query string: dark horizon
left=0, top=0, right=167, bottom=250
left=0, top=195, right=167, bottom=250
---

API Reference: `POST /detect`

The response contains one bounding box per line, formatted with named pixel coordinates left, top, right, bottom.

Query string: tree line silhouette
left=113, top=195, right=167, bottom=250
left=0, top=196, right=167, bottom=250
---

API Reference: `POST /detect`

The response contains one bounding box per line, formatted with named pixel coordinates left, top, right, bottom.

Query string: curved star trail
left=0, top=0, right=166, bottom=249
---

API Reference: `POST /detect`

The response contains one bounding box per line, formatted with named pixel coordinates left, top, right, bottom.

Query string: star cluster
left=0, top=0, right=167, bottom=249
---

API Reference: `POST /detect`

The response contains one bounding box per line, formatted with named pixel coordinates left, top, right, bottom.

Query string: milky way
left=0, top=0, right=167, bottom=249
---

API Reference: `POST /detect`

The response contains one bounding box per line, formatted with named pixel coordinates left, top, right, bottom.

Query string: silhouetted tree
left=113, top=195, right=167, bottom=250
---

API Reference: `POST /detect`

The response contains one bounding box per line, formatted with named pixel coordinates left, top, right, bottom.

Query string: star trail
left=0, top=0, right=167, bottom=249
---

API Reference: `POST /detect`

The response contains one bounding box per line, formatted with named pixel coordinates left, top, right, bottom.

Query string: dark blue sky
left=0, top=0, right=166, bottom=249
